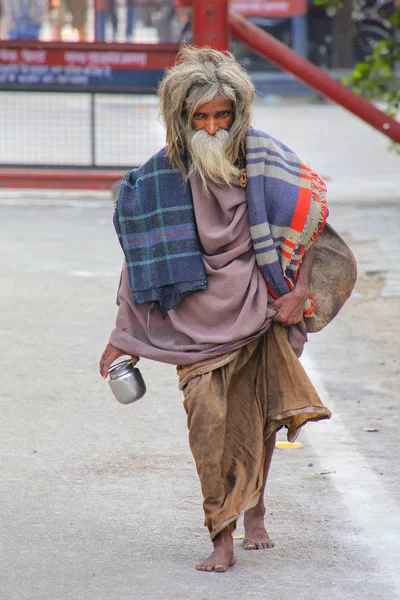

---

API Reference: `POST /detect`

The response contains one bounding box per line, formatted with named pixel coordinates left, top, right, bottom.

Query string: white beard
left=187, top=129, right=240, bottom=189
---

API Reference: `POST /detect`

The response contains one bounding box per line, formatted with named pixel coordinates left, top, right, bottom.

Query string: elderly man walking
left=100, top=46, right=334, bottom=573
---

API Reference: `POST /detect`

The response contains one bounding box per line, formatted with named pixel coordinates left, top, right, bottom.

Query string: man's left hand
left=269, top=287, right=308, bottom=326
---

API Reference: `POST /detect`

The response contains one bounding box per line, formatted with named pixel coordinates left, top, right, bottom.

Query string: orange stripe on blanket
left=308, top=173, right=329, bottom=244
left=303, top=294, right=316, bottom=317
left=283, top=239, right=297, bottom=250
left=281, top=248, right=292, bottom=260
left=290, top=182, right=311, bottom=233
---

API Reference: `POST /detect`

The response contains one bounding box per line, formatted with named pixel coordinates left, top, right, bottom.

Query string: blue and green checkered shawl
left=114, top=127, right=328, bottom=318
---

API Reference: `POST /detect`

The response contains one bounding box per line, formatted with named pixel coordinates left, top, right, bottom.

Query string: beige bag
left=306, top=223, right=357, bottom=333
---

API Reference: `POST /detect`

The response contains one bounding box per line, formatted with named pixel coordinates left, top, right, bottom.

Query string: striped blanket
left=114, top=127, right=328, bottom=317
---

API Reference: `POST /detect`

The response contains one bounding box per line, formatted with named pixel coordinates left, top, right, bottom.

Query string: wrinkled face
left=187, top=95, right=239, bottom=189
left=191, top=95, right=234, bottom=135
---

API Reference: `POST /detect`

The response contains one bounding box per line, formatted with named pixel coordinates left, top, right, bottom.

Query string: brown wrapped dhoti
left=177, top=323, right=331, bottom=540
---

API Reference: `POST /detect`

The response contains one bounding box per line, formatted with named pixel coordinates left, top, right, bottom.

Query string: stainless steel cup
left=107, top=359, right=146, bottom=405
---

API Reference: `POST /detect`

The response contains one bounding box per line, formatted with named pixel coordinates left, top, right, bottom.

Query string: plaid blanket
left=114, top=127, right=328, bottom=317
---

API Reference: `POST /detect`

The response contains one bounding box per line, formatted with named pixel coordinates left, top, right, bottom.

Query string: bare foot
left=196, top=529, right=236, bottom=572
left=243, top=512, right=275, bottom=550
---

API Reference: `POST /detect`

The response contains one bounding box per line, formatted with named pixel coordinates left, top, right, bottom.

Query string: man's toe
left=243, top=537, right=275, bottom=550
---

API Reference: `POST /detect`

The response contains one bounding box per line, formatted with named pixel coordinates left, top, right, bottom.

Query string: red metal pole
left=193, top=0, right=230, bottom=51
left=230, top=12, right=400, bottom=144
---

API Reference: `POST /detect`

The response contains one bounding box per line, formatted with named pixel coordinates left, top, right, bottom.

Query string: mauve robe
left=109, top=175, right=293, bottom=365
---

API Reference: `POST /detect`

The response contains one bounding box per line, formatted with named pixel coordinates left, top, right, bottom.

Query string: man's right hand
left=99, top=343, right=140, bottom=379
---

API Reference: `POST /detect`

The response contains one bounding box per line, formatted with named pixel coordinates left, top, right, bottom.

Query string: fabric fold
left=177, top=324, right=331, bottom=540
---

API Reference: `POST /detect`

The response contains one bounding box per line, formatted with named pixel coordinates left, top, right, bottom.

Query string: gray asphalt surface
left=1, top=102, right=399, bottom=600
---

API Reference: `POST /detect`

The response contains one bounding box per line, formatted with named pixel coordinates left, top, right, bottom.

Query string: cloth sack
left=306, top=223, right=357, bottom=333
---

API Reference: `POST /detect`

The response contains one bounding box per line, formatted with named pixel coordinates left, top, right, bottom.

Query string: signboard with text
left=0, top=43, right=178, bottom=92
left=231, top=0, right=307, bottom=17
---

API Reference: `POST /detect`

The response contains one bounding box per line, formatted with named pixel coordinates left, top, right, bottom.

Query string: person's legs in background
left=108, top=0, right=118, bottom=41
left=69, top=0, right=87, bottom=41
left=51, top=0, right=65, bottom=40
left=153, top=0, right=175, bottom=42
left=125, top=0, right=139, bottom=42
left=0, top=0, right=6, bottom=39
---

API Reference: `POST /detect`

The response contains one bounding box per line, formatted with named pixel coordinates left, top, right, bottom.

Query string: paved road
left=1, top=103, right=399, bottom=599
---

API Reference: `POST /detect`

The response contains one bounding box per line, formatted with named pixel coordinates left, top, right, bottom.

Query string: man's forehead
left=195, top=96, right=233, bottom=113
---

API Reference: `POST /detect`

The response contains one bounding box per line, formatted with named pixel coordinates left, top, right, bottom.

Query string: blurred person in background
left=0, top=0, right=4, bottom=39
left=125, top=0, right=139, bottom=42
left=153, top=0, right=176, bottom=42
left=90, top=0, right=117, bottom=42
left=174, top=0, right=192, bottom=42
left=4, top=0, right=46, bottom=39
left=139, top=0, right=163, bottom=27
left=50, top=0, right=88, bottom=41
left=95, top=0, right=139, bottom=43
left=110, top=0, right=141, bottom=43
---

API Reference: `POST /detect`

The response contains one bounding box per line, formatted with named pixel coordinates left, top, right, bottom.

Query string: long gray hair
left=158, top=45, right=255, bottom=177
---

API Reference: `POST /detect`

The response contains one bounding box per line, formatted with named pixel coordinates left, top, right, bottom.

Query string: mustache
left=190, top=127, right=230, bottom=141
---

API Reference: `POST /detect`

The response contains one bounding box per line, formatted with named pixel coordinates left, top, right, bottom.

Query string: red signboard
left=231, top=0, right=307, bottom=17
left=0, top=41, right=178, bottom=91
left=0, top=44, right=177, bottom=70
